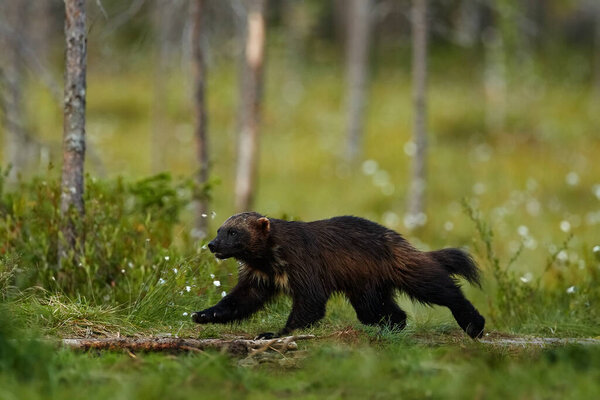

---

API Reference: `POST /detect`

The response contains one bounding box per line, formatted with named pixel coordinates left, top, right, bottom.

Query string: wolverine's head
left=207, top=212, right=271, bottom=260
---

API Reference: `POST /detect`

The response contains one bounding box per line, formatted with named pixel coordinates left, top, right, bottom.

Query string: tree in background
left=406, top=0, right=428, bottom=230
left=151, top=0, right=172, bottom=174
left=191, top=0, right=209, bottom=238
left=0, top=1, right=37, bottom=181
left=453, top=0, right=482, bottom=47
left=59, top=0, right=87, bottom=264
left=235, top=0, right=266, bottom=212
left=594, top=1, right=600, bottom=94
left=345, top=0, right=373, bottom=164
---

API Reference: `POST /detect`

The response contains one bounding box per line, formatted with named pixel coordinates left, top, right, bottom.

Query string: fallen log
left=62, top=335, right=315, bottom=356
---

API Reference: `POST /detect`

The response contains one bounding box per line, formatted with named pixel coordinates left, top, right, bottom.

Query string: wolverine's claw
left=191, top=312, right=208, bottom=323
left=255, top=332, right=277, bottom=340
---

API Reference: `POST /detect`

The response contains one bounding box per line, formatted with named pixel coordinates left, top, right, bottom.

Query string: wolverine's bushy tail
left=429, top=248, right=481, bottom=287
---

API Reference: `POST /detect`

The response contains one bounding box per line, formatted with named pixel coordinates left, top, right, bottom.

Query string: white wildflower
left=520, top=272, right=533, bottom=283
left=173, top=268, right=178, bottom=274
left=566, top=286, right=576, bottom=294
left=185, top=286, right=191, bottom=292
left=373, top=170, right=390, bottom=187
left=213, top=280, right=221, bottom=287
left=517, top=225, right=529, bottom=237
left=557, top=250, right=568, bottom=262
left=560, top=220, right=571, bottom=233
left=526, top=199, right=541, bottom=216
left=524, top=237, right=537, bottom=250
left=361, top=159, right=378, bottom=175
left=403, top=141, right=416, bottom=157
left=158, top=278, right=166, bottom=285
left=403, top=212, right=427, bottom=230
left=593, top=184, right=600, bottom=200
left=382, top=211, right=400, bottom=228
left=164, top=256, right=170, bottom=261
left=221, top=291, right=227, bottom=298
left=473, top=182, right=486, bottom=195
left=182, top=312, right=189, bottom=316
left=565, top=172, right=579, bottom=186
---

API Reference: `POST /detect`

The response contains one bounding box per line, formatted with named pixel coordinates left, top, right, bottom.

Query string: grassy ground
left=1, top=46, right=600, bottom=398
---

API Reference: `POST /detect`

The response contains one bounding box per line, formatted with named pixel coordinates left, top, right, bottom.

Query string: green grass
left=2, top=319, right=600, bottom=400
left=1, top=44, right=600, bottom=398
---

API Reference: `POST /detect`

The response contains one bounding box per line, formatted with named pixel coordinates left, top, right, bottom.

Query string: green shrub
left=463, top=199, right=600, bottom=334
left=0, top=168, right=214, bottom=304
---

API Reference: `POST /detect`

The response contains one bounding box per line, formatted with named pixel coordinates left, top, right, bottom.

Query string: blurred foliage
left=464, top=200, right=600, bottom=335
left=0, top=1, right=599, bottom=398
left=0, top=303, right=54, bottom=384
left=0, top=167, right=222, bottom=304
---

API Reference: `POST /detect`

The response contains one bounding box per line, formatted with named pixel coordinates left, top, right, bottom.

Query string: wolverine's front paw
left=191, top=311, right=210, bottom=323
left=191, top=307, right=224, bottom=324
left=254, top=332, right=278, bottom=340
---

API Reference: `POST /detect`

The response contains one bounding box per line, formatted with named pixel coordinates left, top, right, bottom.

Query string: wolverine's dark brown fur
left=192, top=212, right=485, bottom=339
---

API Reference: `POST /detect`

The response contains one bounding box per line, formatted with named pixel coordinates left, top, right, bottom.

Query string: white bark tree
left=59, top=0, right=87, bottom=263
left=234, top=0, right=266, bottom=212
left=0, top=1, right=37, bottom=181
left=191, top=0, right=209, bottom=238
left=345, top=0, right=373, bottom=163
left=151, top=0, right=172, bottom=174
left=406, top=0, right=428, bottom=229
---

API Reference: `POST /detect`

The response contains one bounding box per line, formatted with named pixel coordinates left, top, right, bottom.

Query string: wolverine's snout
left=207, top=240, right=217, bottom=253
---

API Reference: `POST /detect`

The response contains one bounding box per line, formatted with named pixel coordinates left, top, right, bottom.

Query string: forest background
left=1, top=1, right=600, bottom=398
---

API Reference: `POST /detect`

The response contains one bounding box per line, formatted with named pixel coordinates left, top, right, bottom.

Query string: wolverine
left=192, top=212, right=485, bottom=339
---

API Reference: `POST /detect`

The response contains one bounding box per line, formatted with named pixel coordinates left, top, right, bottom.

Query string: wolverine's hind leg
left=349, top=287, right=407, bottom=330
left=407, top=275, right=485, bottom=339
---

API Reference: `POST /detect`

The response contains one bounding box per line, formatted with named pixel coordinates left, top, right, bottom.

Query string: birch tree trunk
left=235, top=0, right=266, bottom=212
left=59, top=0, right=87, bottom=263
left=0, top=1, right=35, bottom=181
left=453, top=0, right=481, bottom=47
left=190, top=0, right=209, bottom=238
left=595, top=3, right=600, bottom=95
left=151, top=0, right=171, bottom=174
left=345, top=0, right=373, bottom=163
left=484, top=1, right=509, bottom=132
left=406, top=0, right=428, bottom=229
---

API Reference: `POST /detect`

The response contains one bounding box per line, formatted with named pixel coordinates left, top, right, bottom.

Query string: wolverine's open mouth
left=214, top=253, right=231, bottom=260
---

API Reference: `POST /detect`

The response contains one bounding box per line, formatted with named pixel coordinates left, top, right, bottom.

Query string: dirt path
left=410, top=331, right=600, bottom=347
left=478, top=336, right=600, bottom=347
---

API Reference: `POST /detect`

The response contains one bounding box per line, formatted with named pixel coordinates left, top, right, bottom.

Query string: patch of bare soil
left=412, top=331, right=600, bottom=347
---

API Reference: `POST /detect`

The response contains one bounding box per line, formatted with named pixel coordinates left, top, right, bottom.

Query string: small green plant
left=463, top=199, right=600, bottom=334
left=462, top=199, right=532, bottom=326
left=0, top=170, right=210, bottom=303
left=0, top=254, right=18, bottom=300
left=0, top=303, right=55, bottom=383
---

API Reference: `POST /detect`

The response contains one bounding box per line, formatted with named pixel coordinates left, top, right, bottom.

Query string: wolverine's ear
left=257, top=217, right=270, bottom=234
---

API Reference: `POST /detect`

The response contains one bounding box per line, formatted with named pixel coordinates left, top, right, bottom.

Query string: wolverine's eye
left=228, top=229, right=237, bottom=237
